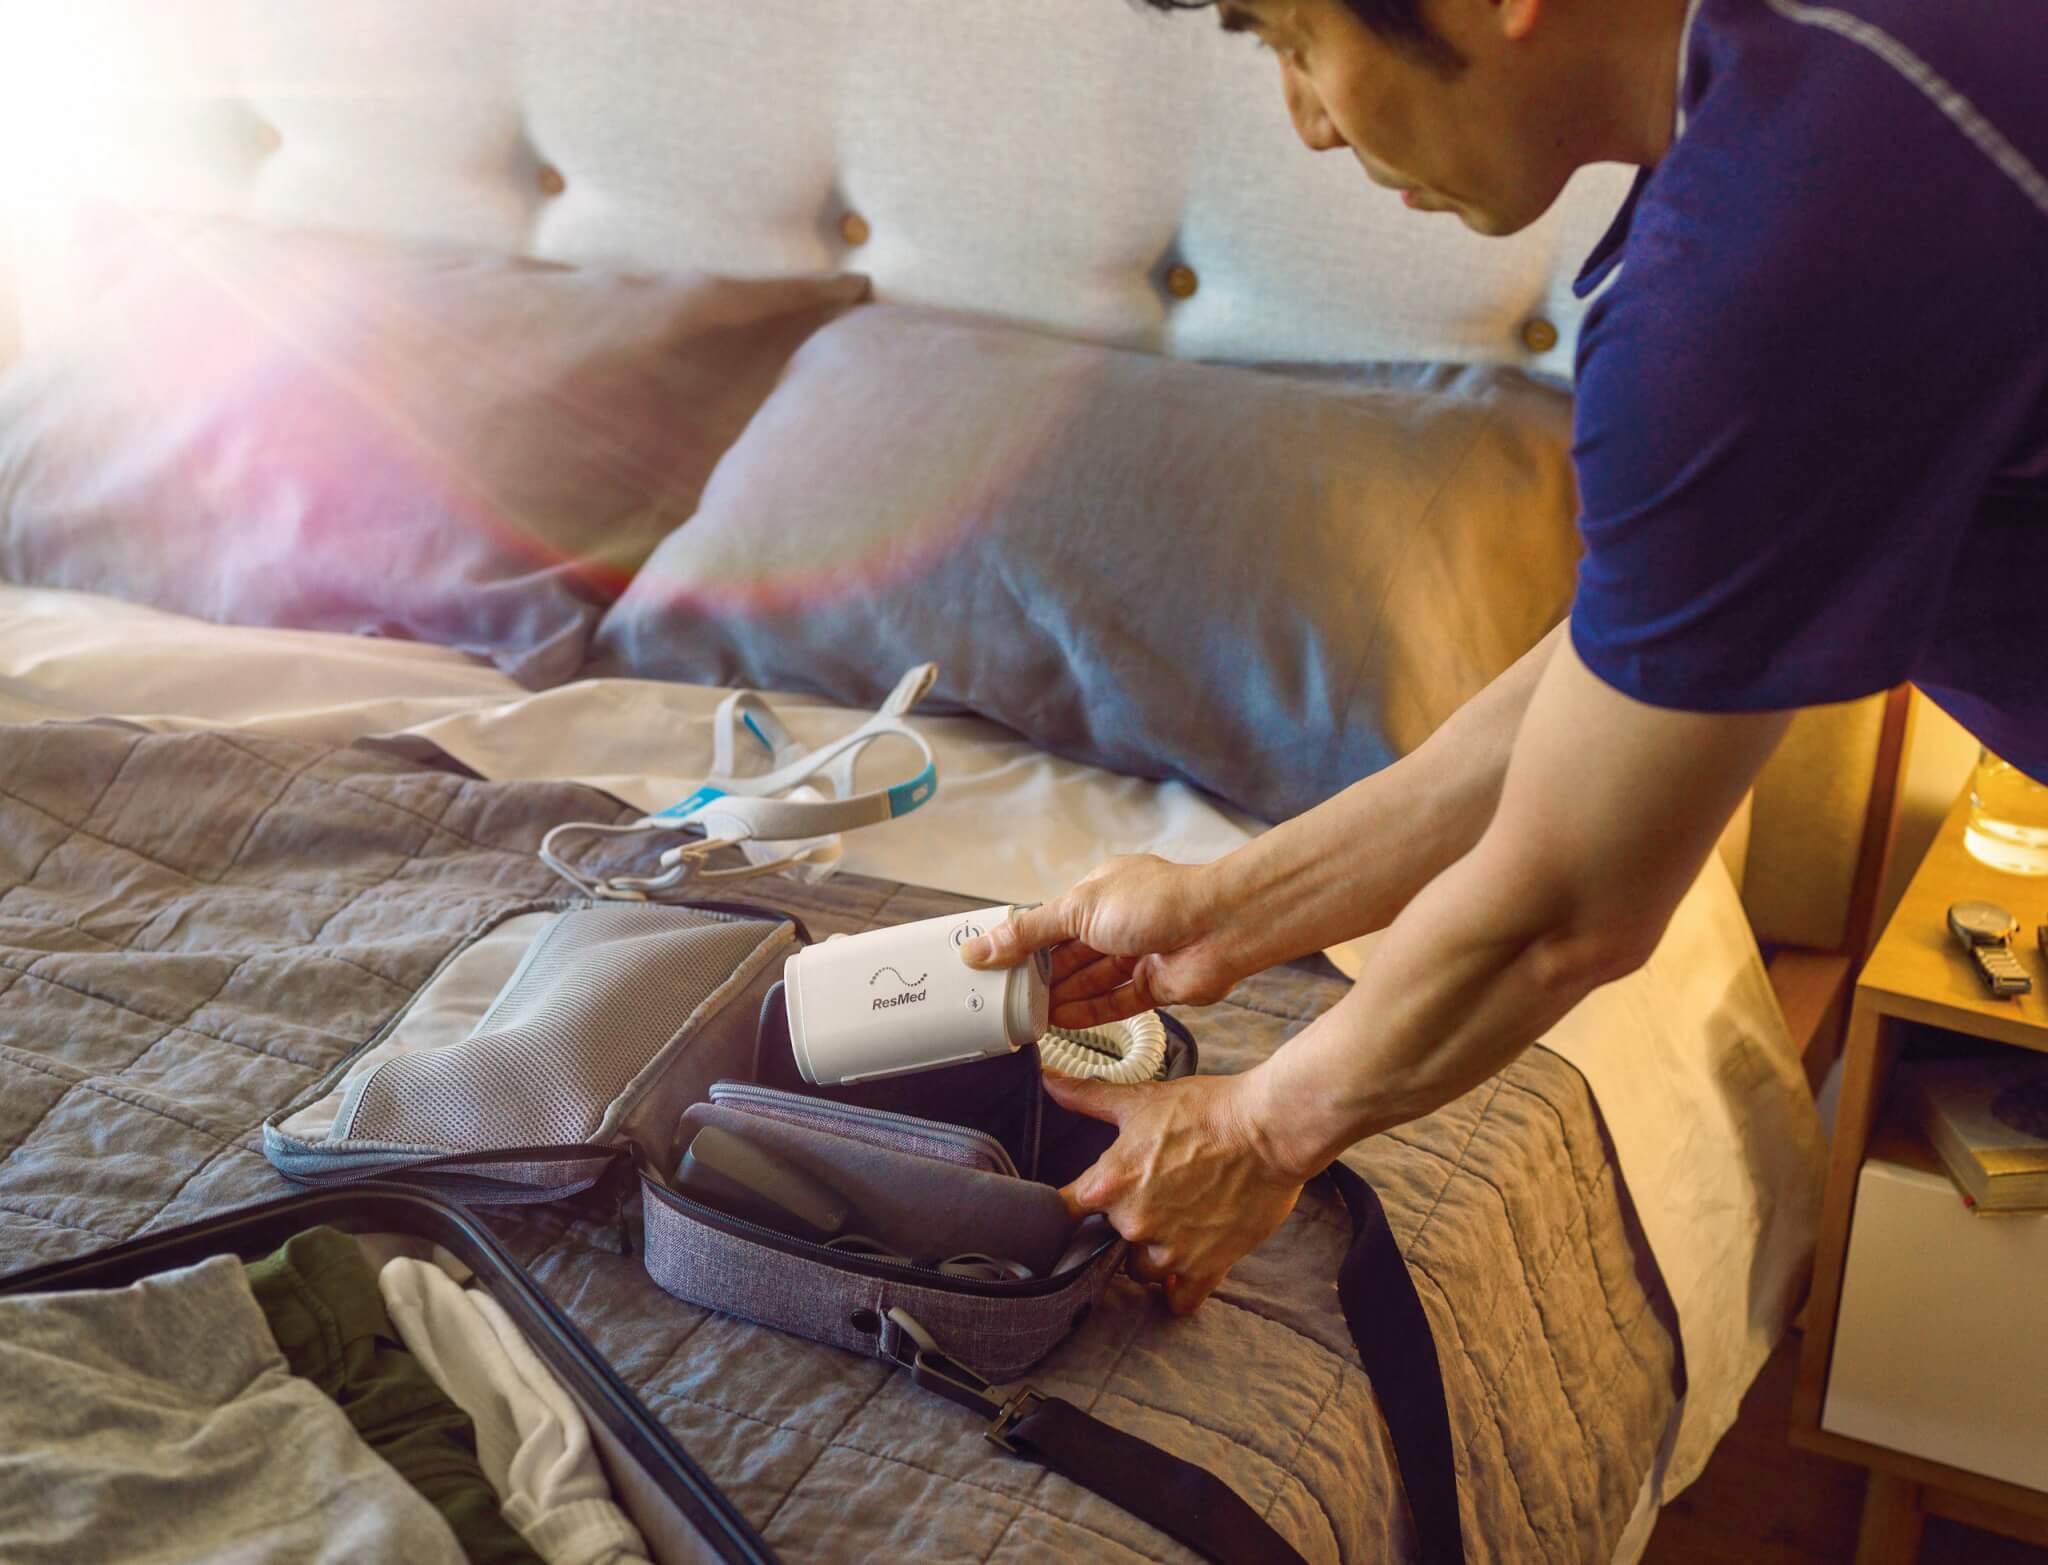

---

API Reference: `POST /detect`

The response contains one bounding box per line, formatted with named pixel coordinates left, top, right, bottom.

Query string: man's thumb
left=1041, top=1068, right=1133, bottom=1126
left=960, top=899, right=1065, bottom=968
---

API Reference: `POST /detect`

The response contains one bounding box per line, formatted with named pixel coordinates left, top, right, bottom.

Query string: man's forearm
left=1203, top=622, right=1565, bottom=972
left=1242, top=826, right=1636, bottom=1176
left=1240, top=634, right=1791, bottom=1173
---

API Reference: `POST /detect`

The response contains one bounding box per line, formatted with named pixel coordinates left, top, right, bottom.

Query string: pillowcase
left=0, top=212, right=866, bottom=686
left=591, top=305, right=1581, bottom=823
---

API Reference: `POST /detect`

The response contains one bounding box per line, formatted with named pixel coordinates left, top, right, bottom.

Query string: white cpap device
left=782, top=906, right=1168, bottom=1087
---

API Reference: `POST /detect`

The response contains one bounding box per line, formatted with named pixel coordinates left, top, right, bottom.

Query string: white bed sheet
left=0, top=583, right=1821, bottom=1518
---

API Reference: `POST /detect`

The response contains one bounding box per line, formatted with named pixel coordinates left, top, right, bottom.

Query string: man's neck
left=1576, top=0, right=1696, bottom=169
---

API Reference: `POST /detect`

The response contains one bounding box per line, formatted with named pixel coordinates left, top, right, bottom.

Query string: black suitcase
left=0, top=1183, right=775, bottom=1565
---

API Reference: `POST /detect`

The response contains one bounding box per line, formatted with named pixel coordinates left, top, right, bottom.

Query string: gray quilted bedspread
left=0, top=723, right=1679, bottom=1563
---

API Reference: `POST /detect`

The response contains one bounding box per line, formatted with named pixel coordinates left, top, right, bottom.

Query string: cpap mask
left=783, top=906, right=1169, bottom=1087
left=539, top=664, right=941, bottom=901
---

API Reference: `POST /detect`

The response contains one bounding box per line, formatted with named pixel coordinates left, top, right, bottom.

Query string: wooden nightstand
left=1793, top=786, right=2048, bottom=1564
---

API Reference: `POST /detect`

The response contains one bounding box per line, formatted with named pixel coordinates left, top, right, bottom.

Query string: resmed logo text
left=868, top=965, right=929, bottom=1011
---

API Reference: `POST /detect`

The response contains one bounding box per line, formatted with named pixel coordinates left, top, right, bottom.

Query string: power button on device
left=951, top=921, right=983, bottom=949
left=966, top=992, right=985, bottom=1013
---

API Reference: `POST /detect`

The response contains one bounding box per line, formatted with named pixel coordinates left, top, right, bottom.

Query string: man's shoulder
left=1563, top=0, right=2048, bottom=720
left=1675, top=0, right=2047, bottom=226
left=1577, top=0, right=2047, bottom=392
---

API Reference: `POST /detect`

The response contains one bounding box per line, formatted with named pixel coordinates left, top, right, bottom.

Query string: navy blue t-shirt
left=1568, top=0, right=2048, bottom=778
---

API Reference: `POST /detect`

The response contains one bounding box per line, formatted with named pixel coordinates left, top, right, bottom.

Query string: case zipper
left=638, top=1167, right=1114, bottom=1300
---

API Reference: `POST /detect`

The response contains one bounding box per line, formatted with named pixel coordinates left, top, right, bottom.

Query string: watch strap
left=1971, top=943, right=2032, bottom=997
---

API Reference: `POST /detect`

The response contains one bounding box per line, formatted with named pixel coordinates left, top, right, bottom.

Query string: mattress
left=0, top=582, right=1827, bottom=1555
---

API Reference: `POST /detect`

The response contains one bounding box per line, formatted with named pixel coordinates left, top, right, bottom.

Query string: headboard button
left=1520, top=316, right=1559, bottom=354
left=536, top=165, right=567, bottom=197
left=1165, top=264, right=1200, bottom=300
left=839, top=212, right=871, bottom=247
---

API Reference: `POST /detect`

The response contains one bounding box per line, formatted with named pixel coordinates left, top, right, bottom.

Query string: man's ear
left=1497, top=0, right=1543, bottom=43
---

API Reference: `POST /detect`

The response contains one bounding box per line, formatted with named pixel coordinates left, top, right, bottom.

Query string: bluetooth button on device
left=966, top=992, right=984, bottom=1012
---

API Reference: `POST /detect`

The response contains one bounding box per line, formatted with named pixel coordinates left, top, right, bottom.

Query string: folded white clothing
left=379, top=1258, right=652, bottom=1565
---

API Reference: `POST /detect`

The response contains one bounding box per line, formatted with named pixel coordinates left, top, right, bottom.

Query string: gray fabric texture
left=675, top=1100, right=1075, bottom=1278
left=265, top=899, right=793, bottom=1191
left=0, top=723, right=1679, bottom=1563
left=590, top=305, right=1582, bottom=822
left=642, top=1174, right=1124, bottom=1385
left=339, top=904, right=786, bottom=1151
left=706, top=1082, right=1018, bottom=1175
left=0, top=1252, right=468, bottom=1565
left=0, top=211, right=865, bottom=686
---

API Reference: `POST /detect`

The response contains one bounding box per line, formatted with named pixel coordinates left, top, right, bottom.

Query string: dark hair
left=1139, top=0, right=1465, bottom=75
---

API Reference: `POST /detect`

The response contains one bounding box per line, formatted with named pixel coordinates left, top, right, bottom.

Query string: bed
left=0, top=3, right=1908, bottom=1561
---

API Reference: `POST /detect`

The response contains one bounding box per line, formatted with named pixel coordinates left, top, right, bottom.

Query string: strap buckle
left=985, top=1387, right=1047, bottom=1454
left=884, top=1308, right=1047, bottom=1454
left=884, top=1307, right=1000, bottom=1418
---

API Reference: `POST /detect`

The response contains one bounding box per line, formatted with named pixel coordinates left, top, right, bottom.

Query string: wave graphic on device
left=784, top=908, right=1168, bottom=1087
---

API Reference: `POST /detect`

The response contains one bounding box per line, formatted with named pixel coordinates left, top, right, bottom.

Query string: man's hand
left=958, top=855, right=1250, bottom=1028
left=1045, top=1068, right=1306, bottom=1315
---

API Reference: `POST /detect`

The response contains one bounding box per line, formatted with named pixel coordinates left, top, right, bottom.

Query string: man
left=960, top=0, right=2047, bottom=1314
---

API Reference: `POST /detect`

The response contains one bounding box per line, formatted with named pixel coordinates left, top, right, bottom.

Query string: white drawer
left=1822, top=1146, right=2048, bottom=1492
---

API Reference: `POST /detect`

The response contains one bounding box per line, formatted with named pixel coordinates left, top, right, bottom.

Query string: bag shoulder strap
left=380, top=1151, right=1460, bottom=1562
left=886, top=1159, right=1466, bottom=1565
left=1327, top=1160, right=1467, bottom=1565
left=1006, top=1394, right=1305, bottom=1563
left=882, top=1308, right=1308, bottom=1565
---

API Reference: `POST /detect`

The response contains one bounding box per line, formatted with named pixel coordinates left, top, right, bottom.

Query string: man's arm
left=1246, top=634, right=1788, bottom=1162
left=1204, top=621, right=1569, bottom=972
left=1050, top=634, right=1789, bottom=1311
left=971, top=622, right=1570, bottom=1018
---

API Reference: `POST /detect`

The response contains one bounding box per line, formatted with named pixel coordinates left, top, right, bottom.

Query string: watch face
left=1949, top=899, right=2019, bottom=942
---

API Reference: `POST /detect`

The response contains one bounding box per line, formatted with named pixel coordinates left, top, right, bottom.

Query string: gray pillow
left=591, top=305, right=1580, bottom=822
left=0, top=212, right=865, bottom=686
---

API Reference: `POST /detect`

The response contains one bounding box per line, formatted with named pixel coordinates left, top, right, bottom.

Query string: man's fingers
left=1040, top=1070, right=1138, bottom=1127
left=1059, top=1149, right=1129, bottom=1215
left=1164, top=1270, right=1223, bottom=1316
left=1128, top=1244, right=1175, bottom=1287
left=1053, top=949, right=1138, bottom=1001
left=1049, top=978, right=1154, bottom=1031
left=959, top=898, right=1069, bottom=968
left=1050, top=951, right=1193, bottom=1026
left=1056, top=1182, right=1092, bottom=1223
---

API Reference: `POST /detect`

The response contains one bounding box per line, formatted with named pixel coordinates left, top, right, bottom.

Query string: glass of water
left=1964, top=747, right=2048, bottom=876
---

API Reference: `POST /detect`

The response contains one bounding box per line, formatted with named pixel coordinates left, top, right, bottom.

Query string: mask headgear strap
left=538, top=664, right=941, bottom=900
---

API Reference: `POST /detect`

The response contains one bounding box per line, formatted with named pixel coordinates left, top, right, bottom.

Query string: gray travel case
left=260, top=899, right=1186, bottom=1380
left=252, top=898, right=1455, bottom=1565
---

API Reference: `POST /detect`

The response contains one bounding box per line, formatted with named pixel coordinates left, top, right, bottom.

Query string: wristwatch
left=1946, top=900, right=2032, bottom=997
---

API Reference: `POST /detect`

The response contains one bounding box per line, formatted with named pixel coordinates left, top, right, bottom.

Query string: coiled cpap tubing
left=1036, top=1012, right=1169, bottom=1084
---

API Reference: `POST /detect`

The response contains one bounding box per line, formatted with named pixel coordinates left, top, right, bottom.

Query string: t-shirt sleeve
left=1567, top=54, right=2048, bottom=714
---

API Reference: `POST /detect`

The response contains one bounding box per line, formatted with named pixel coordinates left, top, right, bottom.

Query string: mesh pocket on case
left=341, top=904, right=779, bottom=1151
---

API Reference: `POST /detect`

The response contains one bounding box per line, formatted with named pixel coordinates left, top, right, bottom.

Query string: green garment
left=245, top=1226, right=544, bottom=1565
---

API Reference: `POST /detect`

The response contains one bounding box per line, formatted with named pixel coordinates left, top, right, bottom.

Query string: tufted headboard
left=0, top=0, right=1633, bottom=368
left=0, top=0, right=1902, bottom=1051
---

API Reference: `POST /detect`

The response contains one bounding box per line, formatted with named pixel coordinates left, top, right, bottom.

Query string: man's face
left=1217, top=0, right=1575, bottom=237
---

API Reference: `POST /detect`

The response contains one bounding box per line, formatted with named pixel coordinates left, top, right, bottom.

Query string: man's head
left=1145, top=0, right=1681, bottom=237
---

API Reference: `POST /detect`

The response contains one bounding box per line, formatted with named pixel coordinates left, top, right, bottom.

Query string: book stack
left=1902, top=1054, right=2048, bottom=1214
